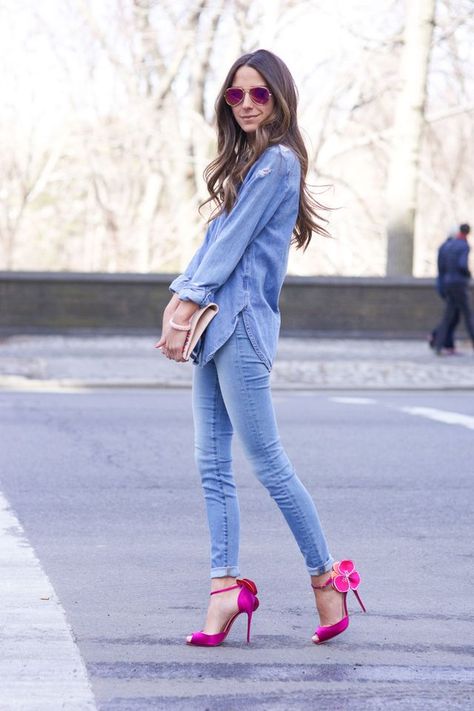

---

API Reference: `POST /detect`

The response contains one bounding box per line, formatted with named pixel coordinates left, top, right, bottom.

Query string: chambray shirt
left=169, top=144, right=300, bottom=370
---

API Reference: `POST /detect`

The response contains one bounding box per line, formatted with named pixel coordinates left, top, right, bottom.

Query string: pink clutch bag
left=182, top=303, right=219, bottom=361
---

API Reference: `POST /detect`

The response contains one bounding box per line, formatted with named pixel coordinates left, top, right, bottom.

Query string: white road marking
left=0, top=492, right=96, bottom=710
left=400, top=406, right=474, bottom=431
left=328, top=397, right=474, bottom=432
left=330, top=397, right=377, bottom=405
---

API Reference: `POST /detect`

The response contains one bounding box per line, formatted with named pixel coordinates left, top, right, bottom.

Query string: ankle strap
left=312, top=576, right=333, bottom=591
left=209, top=578, right=258, bottom=596
left=210, top=584, right=240, bottom=596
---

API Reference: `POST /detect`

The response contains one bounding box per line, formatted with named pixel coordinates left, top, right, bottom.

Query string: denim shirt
left=169, top=144, right=301, bottom=370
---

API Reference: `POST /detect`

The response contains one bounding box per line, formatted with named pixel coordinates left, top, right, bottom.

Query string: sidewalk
left=1, top=334, right=473, bottom=390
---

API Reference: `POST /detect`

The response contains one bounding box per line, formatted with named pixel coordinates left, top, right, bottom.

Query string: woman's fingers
left=169, top=344, right=185, bottom=361
left=160, top=330, right=188, bottom=362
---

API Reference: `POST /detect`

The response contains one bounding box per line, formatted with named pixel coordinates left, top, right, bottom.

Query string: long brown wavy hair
left=202, top=49, right=330, bottom=249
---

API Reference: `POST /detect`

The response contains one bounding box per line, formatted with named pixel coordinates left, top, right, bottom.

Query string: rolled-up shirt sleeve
left=174, top=148, right=291, bottom=306
left=169, top=273, right=191, bottom=293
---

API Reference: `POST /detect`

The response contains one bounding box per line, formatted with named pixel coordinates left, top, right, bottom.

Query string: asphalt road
left=1, top=389, right=473, bottom=710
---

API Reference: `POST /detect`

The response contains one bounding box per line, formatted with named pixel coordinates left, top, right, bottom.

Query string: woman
left=157, top=49, right=365, bottom=646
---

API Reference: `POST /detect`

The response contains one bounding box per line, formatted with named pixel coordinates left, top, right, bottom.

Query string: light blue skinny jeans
left=192, top=314, right=334, bottom=579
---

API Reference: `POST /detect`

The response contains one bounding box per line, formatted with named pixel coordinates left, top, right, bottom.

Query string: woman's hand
left=155, top=306, right=189, bottom=363
left=155, top=296, right=178, bottom=355
left=156, top=325, right=189, bottom=362
left=155, top=296, right=199, bottom=363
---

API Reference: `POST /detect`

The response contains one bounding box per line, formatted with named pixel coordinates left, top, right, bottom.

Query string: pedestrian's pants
left=435, top=285, right=474, bottom=350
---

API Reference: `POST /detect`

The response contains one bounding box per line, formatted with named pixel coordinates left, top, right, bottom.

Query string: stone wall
left=0, top=271, right=470, bottom=337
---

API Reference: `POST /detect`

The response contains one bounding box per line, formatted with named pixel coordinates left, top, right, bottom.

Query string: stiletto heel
left=312, top=560, right=366, bottom=645
left=187, top=578, right=259, bottom=647
left=246, top=611, right=252, bottom=643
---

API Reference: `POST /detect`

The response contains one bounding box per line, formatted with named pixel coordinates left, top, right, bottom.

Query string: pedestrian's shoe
left=312, top=560, right=366, bottom=644
left=186, top=578, right=259, bottom=647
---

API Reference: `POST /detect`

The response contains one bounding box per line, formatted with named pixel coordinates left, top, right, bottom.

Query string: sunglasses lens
left=225, top=88, right=244, bottom=106
left=250, top=87, right=270, bottom=104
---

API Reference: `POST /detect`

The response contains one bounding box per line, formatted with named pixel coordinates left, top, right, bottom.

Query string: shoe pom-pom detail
left=237, top=578, right=258, bottom=595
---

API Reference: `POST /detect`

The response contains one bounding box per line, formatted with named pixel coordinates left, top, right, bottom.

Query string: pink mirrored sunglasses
left=224, top=86, right=272, bottom=107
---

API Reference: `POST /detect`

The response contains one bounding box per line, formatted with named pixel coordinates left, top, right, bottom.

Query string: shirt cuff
left=169, top=274, right=190, bottom=293
left=176, top=283, right=215, bottom=307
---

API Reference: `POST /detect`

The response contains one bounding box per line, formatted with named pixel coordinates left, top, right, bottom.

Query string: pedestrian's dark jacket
left=436, top=236, right=453, bottom=296
left=438, top=236, right=471, bottom=289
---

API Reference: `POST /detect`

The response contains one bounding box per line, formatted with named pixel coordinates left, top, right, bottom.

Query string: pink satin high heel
left=186, top=578, right=259, bottom=647
left=312, top=560, right=366, bottom=644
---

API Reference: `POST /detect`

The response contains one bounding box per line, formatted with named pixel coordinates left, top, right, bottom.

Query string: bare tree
left=385, top=0, right=436, bottom=275
left=1, top=0, right=473, bottom=278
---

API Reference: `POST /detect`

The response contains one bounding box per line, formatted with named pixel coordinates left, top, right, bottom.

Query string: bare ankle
left=311, top=571, right=332, bottom=589
left=210, top=576, right=237, bottom=592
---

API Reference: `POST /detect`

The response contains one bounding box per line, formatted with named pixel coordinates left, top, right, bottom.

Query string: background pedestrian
left=429, top=232, right=460, bottom=353
left=434, top=223, right=474, bottom=355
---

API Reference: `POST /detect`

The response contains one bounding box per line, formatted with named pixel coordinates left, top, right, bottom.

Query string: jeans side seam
left=211, top=374, right=229, bottom=569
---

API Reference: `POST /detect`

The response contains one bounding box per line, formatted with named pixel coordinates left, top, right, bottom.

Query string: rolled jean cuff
left=210, top=566, right=240, bottom=579
left=307, top=556, right=335, bottom=577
